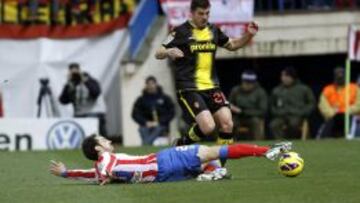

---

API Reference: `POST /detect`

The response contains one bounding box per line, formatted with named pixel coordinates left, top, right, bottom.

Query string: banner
left=0, top=118, right=98, bottom=151
left=160, top=0, right=254, bottom=38
left=0, top=29, right=127, bottom=118
left=0, top=0, right=134, bottom=38
left=348, top=25, right=360, bottom=61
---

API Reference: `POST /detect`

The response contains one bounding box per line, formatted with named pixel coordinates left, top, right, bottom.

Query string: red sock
left=227, top=144, right=269, bottom=159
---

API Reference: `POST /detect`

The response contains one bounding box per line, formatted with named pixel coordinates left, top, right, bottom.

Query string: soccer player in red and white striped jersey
left=50, top=135, right=291, bottom=185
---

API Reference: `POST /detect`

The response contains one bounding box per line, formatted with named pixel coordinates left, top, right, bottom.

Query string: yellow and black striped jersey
left=162, top=21, right=229, bottom=91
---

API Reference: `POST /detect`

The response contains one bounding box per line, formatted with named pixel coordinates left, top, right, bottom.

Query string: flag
left=348, top=25, right=360, bottom=61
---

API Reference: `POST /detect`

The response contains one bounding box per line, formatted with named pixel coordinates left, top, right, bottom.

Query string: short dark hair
left=191, top=0, right=210, bottom=11
left=68, top=62, right=80, bottom=70
left=283, top=66, right=297, bottom=79
left=334, top=67, right=344, bottom=75
left=146, top=75, right=157, bottom=83
left=82, top=134, right=99, bottom=161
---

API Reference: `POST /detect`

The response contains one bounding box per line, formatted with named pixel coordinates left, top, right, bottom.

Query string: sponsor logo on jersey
left=190, top=42, right=216, bottom=53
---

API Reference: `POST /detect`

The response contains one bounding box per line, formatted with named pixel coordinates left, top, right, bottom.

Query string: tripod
left=37, top=78, right=60, bottom=118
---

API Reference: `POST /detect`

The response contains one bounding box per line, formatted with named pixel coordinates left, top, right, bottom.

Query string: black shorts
left=177, top=88, right=229, bottom=124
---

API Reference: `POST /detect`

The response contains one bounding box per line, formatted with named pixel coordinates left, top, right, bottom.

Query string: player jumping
left=155, top=0, right=259, bottom=146
left=50, top=134, right=291, bottom=185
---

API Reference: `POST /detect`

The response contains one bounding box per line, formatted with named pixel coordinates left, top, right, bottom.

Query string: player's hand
left=99, top=171, right=113, bottom=186
left=166, top=48, right=184, bottom=60
left=246, top=21, right=258, bottom=36
left=49, top=160, right=67, bottom=177
left=100, top=177, right=111, bottom=186
left=146, top=121, right=159, bottom=128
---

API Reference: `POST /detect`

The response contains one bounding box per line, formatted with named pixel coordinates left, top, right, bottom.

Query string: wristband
left=60, top=171, right=67, bottom=178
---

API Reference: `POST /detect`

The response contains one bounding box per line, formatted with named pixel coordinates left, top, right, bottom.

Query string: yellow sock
left=217, top=137, right=234, bottom=145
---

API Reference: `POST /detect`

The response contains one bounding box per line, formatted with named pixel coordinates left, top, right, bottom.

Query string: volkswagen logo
left=46, top=120, right=85, bottom=150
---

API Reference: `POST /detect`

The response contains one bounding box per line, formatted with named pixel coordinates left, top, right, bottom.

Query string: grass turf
left=0, top=140, right=359, bottom=203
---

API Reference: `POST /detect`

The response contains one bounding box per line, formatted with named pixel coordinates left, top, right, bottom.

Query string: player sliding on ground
left=50, top=134, right=291, bottom=185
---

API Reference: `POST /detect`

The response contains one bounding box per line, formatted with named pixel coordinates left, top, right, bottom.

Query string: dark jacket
left=59, top=73, right=101, bottom=105
left=271, top=80, right=315, bottom=118
left=229, top=83, right=268, bottom=118
left=59, top=73, right=104, bottom=115
left=132, top=87, right=175, bottom=127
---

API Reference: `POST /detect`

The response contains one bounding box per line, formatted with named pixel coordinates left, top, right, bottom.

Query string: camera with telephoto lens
left=71, top=72, right=82, bottom=85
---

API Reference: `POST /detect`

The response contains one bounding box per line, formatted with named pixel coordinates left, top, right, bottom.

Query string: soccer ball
left=278, top=152, right=304, bottom=177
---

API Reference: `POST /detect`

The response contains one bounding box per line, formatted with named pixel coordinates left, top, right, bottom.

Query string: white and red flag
left=348, top=25, right=360, bottom=61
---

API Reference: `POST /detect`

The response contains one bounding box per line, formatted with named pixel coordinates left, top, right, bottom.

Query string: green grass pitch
left=0, top=140, right=359, bottom=203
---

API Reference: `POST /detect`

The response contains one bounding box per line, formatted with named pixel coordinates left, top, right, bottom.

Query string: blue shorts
left=155, top=145, right=202, bottom=182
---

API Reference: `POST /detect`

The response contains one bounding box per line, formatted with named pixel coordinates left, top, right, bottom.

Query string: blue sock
left=219, top=145, right=229, bottom=160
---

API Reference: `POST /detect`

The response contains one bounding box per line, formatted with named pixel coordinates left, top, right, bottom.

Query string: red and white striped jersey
left=65, top=152, right=158, bottom=184
left=65, top=168, right=97, bottom=183
left=95, top=152, right=158, bottom=183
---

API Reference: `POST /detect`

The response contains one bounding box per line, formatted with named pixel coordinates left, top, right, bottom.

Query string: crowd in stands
left=255, top=0, right=360, bottom=12
left=0, top=0, right=133, bottom=25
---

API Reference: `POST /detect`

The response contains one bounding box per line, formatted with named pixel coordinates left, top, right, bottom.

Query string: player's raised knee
left=200, top=121, right=216, bottom=135
left=219, top=119, right=233, bottom=132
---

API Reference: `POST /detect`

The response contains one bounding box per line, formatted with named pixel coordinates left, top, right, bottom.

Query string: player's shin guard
left=176, top=124, right=206, bottom=146
left=188, top=124, right=205, bottom=142
left=219, top=144, right=269, bottom=160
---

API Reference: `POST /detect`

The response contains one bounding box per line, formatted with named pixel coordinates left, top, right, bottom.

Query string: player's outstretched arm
left=49, top=160, right=98, bottom=183
left=155, top=46, right=184, bottom=60
left=224, top=22, right=258, bottom=51
left=49, top=160, right=67, bottom=177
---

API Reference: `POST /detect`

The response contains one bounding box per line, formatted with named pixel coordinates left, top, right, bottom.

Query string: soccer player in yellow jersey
left=155, top=0, right=258, bottom=146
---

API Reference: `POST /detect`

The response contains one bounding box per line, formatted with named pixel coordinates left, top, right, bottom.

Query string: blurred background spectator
left=254, top=0, right=358, bottom=12
left=229, top=70, right=267, bottom=140
left=317, top=67, right=360, bottom=138
left=334, top=0, right=356, bottom=9
left=59, top=63, right=107, bottom=136
left=307, top=0, right=333, bottom=10
left=270, top=67, right=316, bottom=139
left=132, top=76, right=175, bottom=145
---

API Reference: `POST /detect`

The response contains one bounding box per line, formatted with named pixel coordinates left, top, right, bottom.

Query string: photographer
left=59, top=63, right=107, bottom=136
